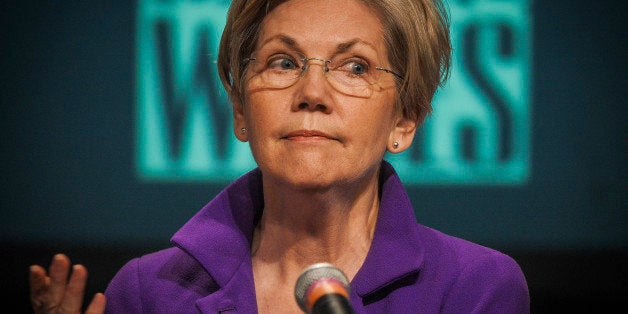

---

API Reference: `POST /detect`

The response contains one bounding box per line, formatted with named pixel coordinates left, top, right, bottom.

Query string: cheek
left=242, top=91, right=292, bottom=146
left=348, top=99, right=396, bottom=139
left=243, top=92, right=276, bottom=127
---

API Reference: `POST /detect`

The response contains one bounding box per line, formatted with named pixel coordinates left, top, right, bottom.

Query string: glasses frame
left=243, top=54, right=403, bottom=95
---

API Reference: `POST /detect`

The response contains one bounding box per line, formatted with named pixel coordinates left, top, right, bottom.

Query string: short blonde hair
left=218, top=0, right=451, bottom=124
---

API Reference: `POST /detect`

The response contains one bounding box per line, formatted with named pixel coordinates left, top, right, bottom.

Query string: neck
left=251, top=172, right=381, bottom=281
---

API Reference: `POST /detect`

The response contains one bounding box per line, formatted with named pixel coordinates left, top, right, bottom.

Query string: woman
left=30, top=0, right=530, bottom=313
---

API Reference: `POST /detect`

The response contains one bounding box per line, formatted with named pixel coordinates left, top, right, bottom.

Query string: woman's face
left=234, top=0, right=416, bottom=190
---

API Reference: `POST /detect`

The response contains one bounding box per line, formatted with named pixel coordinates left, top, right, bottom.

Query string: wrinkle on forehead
left=256, top=34, right=381, bottom=57
left=256, top=0, right=386, bottom=51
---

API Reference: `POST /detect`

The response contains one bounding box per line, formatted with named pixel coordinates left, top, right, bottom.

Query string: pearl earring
left=393, top=141, right=399, bottom=149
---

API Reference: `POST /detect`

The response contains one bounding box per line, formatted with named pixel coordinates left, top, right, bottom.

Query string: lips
left=283, top=130, right=336, bottom=141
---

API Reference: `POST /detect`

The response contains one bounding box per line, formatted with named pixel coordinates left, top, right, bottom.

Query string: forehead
left=257, top=0, right=386, bottom=54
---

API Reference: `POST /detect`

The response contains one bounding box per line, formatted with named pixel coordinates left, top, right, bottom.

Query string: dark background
left=2, top=0, right=627, bottom=312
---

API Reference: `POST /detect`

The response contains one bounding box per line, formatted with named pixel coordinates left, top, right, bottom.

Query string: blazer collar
left=171, top=161, right=424, bottom=306
left=352, top=161, right=425, bottom=297
left=171, top=168, right=263, bottom=288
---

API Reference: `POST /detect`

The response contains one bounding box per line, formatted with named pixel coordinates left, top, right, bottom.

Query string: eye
left=349, top=62, right=367, bottom=75
left=267, top=55, right=299, bottom=70
left=336, top=59, right=369, bottom=76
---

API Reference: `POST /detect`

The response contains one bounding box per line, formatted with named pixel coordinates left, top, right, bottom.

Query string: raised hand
left=29, top=254, right=105, bottom=314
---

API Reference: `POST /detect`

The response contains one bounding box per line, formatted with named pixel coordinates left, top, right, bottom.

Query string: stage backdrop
left=2, top=0, right=626, bottom=252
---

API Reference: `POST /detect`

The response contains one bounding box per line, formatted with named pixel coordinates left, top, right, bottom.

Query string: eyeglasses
left=243, top=50, right=402, bottom=98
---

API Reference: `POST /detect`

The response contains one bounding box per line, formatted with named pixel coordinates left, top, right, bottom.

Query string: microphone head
left=294, top=262, right=351, bottom=313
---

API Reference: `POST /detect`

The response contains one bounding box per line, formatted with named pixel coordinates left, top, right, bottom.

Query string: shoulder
left=416, top=223, right=526, bottom=285
left=415, top=225, right=530, bottom=313
left=417, top=224, right=517, bottom=268
left=105, top=247, right=218, bottom=313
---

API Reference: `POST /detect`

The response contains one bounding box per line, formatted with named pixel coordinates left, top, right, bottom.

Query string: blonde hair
left=217, top=0, right=451, bottom=124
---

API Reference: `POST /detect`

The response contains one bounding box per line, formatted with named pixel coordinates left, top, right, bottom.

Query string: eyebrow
left=257, top=34, right=299, bottom=51
left=258, top=34, right=378, bottom=55
left=336, top=39, right=359, bottom=53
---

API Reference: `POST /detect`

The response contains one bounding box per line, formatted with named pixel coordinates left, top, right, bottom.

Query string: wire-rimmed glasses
left=243, top=49, right=402, bottom=98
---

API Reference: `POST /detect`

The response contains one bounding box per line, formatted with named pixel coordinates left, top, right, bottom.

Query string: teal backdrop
left=135, top=0, right=532, bottom=185
left=1, top=0, right=626, bottom=312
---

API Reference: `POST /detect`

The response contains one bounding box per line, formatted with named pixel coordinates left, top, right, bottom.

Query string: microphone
left=294, top=262, right=355, bottom=314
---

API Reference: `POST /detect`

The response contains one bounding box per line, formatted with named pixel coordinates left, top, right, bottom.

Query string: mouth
left=283, top=130, right=336, bottom=141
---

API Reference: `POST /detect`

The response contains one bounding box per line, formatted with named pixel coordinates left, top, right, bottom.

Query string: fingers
left=29, top=264, right=50, bottom=313
left=48, top=254, right=72, bottom=307
left=85, top=293, right=106, bottom=314
left=58, top=264, right=89, bottom=312
left=29, top=254, right=101, bottom=314
left=29, top=253, right=72, bottom=313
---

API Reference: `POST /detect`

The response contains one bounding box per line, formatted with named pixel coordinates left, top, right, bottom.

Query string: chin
left=292, top=175, right=338, bottom=190
left=263, top=164, right=338, bottom=190
left=286, top=170, right=335, bottom=188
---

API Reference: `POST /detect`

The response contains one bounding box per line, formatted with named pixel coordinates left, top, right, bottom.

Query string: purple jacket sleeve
left=104, top=258, right=144, bottom=313
left=441, top=251, right=530, bottom=313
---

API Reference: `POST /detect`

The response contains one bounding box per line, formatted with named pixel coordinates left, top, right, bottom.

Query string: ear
left=387, top=116, right=417, bottom=153
left=232, top=98, right=248, bottom=142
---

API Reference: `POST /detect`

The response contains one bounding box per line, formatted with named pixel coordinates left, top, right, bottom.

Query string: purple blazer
left=105, top=161, right=529, bottom=313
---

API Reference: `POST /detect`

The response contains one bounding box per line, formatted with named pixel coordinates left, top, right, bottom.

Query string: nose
left=292, top=59, right=333, bottom=113
left=301, top=57, right=330, bottom=75
left=298, top=58, right=330, bottom=86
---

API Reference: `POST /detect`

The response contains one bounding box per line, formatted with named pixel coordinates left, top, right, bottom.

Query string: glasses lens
left=247, top=50, right=302, bottom=89
left=246, top=50, right=394, bottom=97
